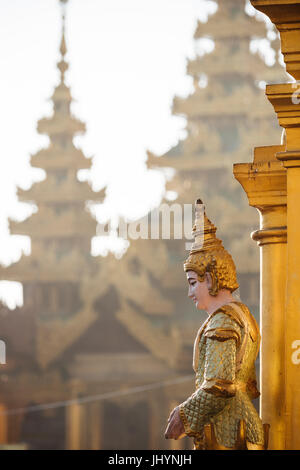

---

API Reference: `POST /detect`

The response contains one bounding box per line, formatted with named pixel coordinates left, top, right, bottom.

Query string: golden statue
left=165, top=200, right=269, bottom=450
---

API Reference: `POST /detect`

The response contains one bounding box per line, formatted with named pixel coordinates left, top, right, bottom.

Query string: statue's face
left=186, top=270, right=210, bottom=310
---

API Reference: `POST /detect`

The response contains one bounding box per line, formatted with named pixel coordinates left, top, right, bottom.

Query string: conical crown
left=189, top=199, right=224, bottom=254
left=184, top=199, right=239, bottom=295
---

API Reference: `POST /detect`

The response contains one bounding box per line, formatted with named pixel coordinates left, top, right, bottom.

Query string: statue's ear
left=205, top=272, right=212, bottom=289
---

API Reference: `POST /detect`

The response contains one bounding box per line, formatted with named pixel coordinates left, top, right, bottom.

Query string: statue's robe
left=179, top=301, right=265, bottom=450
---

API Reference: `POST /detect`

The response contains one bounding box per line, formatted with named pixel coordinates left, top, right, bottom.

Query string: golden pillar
left=266, top=83, right=300, bottom=449
left=148, top=391, right=163, bottom=450
left=234, top=146, right=287, bottom=449
left=234, top=0, right=300, bottom=449
left=88, top=402, right=102, bottom=450
left=66, top=401, right=82, bottom=450
left=250, top=1, right=300, bottom=81
left=65, top=381, right=86, bottom=450
left=0, top=404, right=8, bottom=444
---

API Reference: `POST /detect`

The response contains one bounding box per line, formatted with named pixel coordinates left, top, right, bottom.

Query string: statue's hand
left=164, top=406, right=186, bottom=440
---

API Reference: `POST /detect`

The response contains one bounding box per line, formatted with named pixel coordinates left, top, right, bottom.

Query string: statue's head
left=183, top=199, right=239, bottom=297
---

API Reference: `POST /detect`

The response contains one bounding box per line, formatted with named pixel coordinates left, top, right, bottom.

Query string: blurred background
left=0, top=0, right=288, bottom=450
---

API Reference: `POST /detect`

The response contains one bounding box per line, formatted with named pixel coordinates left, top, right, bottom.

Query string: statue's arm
left=179, top=313, right=242, bottom=436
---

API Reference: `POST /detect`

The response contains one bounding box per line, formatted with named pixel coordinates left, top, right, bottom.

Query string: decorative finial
left=189, top=199, right=222, bottom=255
left=59, top=0, right=67, bottom=57
left=57, top=0, right=69, bottom=83
left=60, top=31, right=67, bottom=58
left=184, top=199, right=239, bottom=295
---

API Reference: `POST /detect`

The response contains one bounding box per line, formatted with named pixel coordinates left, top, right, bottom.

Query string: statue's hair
left=184, top=250, right=239, bottom=296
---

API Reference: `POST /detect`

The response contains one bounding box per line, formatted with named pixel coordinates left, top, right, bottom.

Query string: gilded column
left=65, top=380, right=86, bottom=450
left=246, top=0, right=300, bottom=449
left=0, top=404, right=8, bottom=444
left=234, top=145, right=287, bottom=449
left=266, top=87, right=300, bottom=450
left=66, top=401, right=82, bottom=450
left=148, top=391, right=163, bottom=450
left=89, top=402, right=102, bottom=450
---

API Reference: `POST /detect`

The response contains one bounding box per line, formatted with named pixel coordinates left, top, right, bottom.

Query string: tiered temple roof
left=0, top=0, right=182, bottom=386
left=5, top=8, right=104, bottom=283
left=0, top=1, right=111, bottom=372
left=147, top=0, right=287, bottom=299
left=194, top=0, right=265, bottom=38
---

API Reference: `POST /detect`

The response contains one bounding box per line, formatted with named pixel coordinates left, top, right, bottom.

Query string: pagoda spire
left=6, top=0, right=105, bottom=284
left=0, top=0, right=107, bottom=368
left=58, top=0, right=68, bottom=83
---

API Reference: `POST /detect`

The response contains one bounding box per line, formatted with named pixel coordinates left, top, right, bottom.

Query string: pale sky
left=0, top=0, right=271, bottom=306
left=0, top=0, right=222, bottom=265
